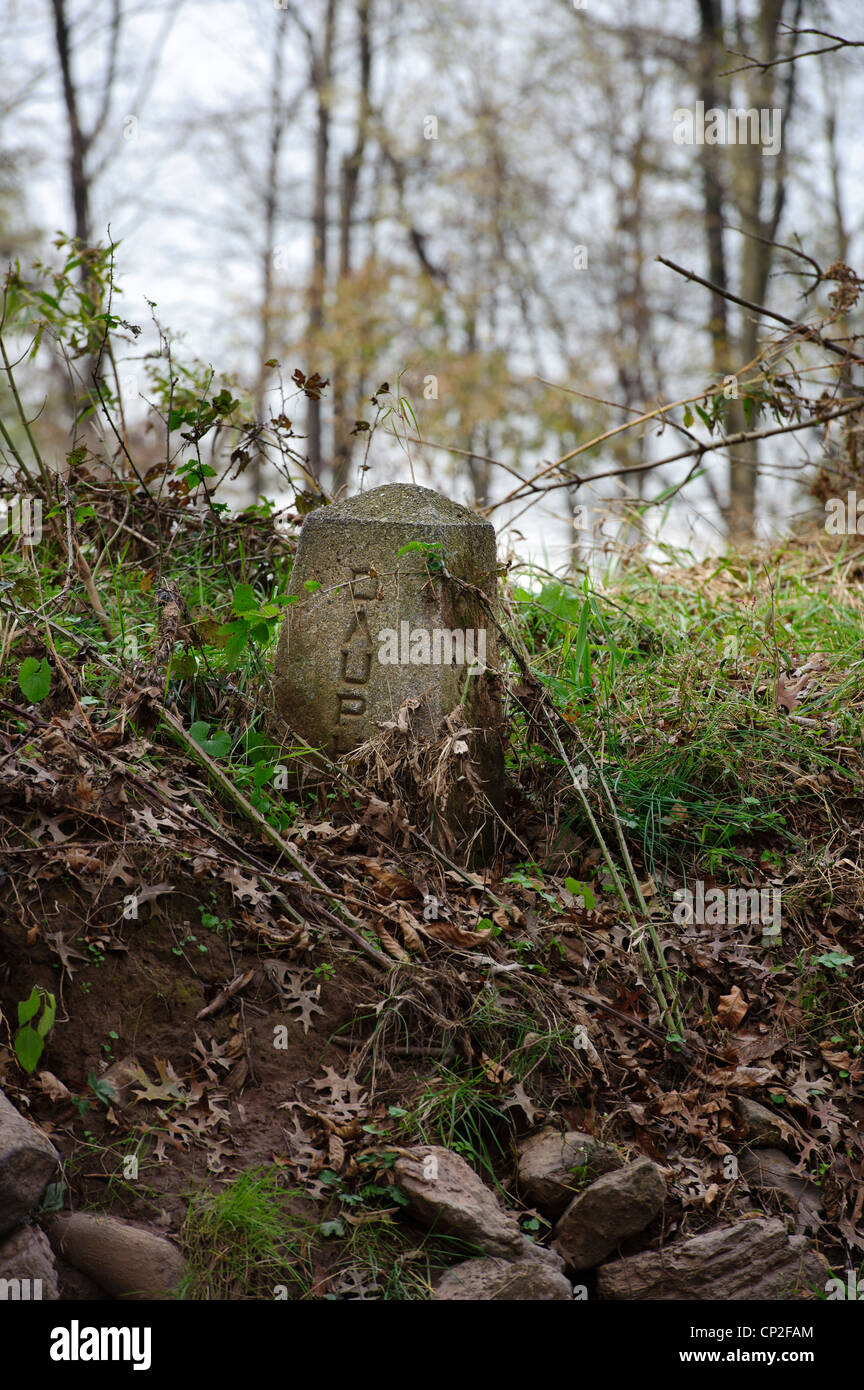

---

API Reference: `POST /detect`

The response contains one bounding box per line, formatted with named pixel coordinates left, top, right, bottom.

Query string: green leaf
left=232, top=584, right=258, bottom=615
left=564, top=877, right=595, bottom=908
left=18, top=657, right=51, bottom=703
left=189, top=721, right=231, bottom=759
left=682, top=405, right=694, bottom=427
left=14, top=1025, right=44, bottom=1073
left=17, top=986, right=41, bottom=1025
left=816, top=951, right=853, bottom=974
left=37, top=993, right=56, bottom=1037
left=206, top=730, right=231, bottom=758
left=88, top=1071, right=115, bottom=1105
left=220, top=622, right=249, bottom=668
left=243, top=732, right=276, bottom=764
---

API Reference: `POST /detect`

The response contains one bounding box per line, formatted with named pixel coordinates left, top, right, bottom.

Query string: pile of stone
left=390, top=1127, right=829, bottom=1301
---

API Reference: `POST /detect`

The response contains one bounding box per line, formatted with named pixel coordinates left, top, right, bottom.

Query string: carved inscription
left=331, top=570, right=376, bottom=753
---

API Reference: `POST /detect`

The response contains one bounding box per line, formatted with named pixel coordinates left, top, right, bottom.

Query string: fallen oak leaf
left=44, top=931, right=89, bottom=981
left=62, top=847, right=104, bottom=873
left=134, top=881, right=175, bottom=907
left=774, top=654, right=829, bottom=713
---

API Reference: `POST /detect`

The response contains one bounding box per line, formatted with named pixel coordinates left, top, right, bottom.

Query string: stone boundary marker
left=273, top=483, right=505, bottom=806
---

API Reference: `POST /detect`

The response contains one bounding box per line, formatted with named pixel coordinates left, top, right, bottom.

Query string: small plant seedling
left=815, top=951, right=854, bottom=975
left=17, top=657, right=51, bottom=703
left=189, top=722, right=231, bottom=759
left=15, top=985, right=56, bottom=1073
left=397, top=539, right=445, bottom=575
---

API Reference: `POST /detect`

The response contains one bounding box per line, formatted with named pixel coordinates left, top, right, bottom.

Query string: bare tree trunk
left=306, top=0, right=338, bottom=482
left=50, top=0, right=96, bottom=256
left=821, top=68, right=852, bottom=399
left=697, top=0, right=732, bottom=374
left=253, top=16, right=288, bottom=501
left=332, top=0, right=372, bottom=496
left=694, top=0, right=799, bottom=541
left=49, top=0, right=122, bottom=433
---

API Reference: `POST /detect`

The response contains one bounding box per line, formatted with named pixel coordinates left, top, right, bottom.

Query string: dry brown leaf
left=479, top=1053, right=513, bottom=1086
left=501, top=1081, right=543, bottom=1125
left=419, top=919, right=493, bottom=947
left=356, top=858, right=421, bottom=900
left=63, top=848, right=104, bottom=873
left=716, top=986, right=749, bottom=1028
left=492, top=905, right=524, bottom=931
left=820, top=1044, right=858, bottom=1074
left=393, top=906, right=427, bottom=956
left=377, top=925, right=411, bottom=962
left=774, top=654, right=829, bottom=713
left=37, top=1071, right=72, bottom=1102
left=135, top=881, right=175, bottom=907
left=226, top=867, right=268, bottom=906
left=774, top=672, right=808, bottom=713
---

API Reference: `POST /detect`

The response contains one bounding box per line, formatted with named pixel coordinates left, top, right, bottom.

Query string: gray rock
left=43, top=1212, right=184, bottom=1300
left=596, top=1217, right=828, bottom=1300
left=55, top=1256, right=109, bottom=1301
left=0, top=1224, right=59, bottom=1299
left=553, top=1157, right=665, bottom=1270
left=273, top=484, right=504, bottom=797
left=739, top=1148, right=823, bottom=1233
left=435, top=1256, right=573, bottom=1301
left=736, top=1097, right=796, bottom=1150
left=394, top=1145, right=557, bottom=1265
left=517, top=1126, right=621, bottom=1219
left=0, top=1089, right=61, bottom=1237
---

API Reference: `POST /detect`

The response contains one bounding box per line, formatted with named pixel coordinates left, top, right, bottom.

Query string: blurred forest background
left=1, top=0, right=863, bottom=564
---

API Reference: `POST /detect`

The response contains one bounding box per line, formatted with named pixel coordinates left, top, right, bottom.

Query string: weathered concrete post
left=273, top=483, right=505, bottom=817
